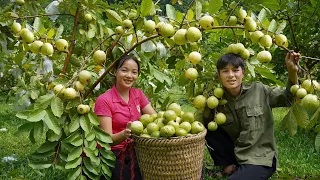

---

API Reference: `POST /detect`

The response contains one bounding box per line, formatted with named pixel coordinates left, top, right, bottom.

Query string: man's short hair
left=216, top=53, right=245, bottom=72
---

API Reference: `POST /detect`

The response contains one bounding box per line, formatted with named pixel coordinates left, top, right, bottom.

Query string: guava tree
left=0, top=0, right=320, bottom=179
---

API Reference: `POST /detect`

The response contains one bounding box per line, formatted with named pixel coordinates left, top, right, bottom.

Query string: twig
left=225, top=0, right=241, bottom=26
left=67, top=34, right=117, bottom=85
left=179, top=0, right=196, bottom=29
left=84, top=34, right=160, bottom=99
left=280, top=45, right=320, bottom=61
left=12, top=13, right=74, bottom=20
left=62, top=8, right=80, bottom=74
left=287, top=15, right=298, bottom=50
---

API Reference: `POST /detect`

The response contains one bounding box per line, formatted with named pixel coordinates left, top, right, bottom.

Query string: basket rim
left=132, top=128, right=207, bottom=143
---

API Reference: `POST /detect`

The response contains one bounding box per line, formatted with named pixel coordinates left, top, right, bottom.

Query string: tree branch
left=62, top=8, right=80, bottom=74
left=84, top=34, right=160, bottom=99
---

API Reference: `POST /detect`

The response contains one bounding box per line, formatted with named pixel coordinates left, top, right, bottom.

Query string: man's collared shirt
left=217, top=81, right=294, bottom=167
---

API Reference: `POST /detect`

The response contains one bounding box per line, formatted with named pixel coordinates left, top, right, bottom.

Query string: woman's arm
left=98, top=116, right=131, bottom=145
left=141, top=103, right=156, bottom=114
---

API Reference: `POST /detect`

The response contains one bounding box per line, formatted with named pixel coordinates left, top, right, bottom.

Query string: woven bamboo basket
left=132, top=129, right=207, bottom=180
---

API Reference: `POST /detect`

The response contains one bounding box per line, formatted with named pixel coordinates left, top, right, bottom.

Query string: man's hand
left=286, top=50, right=301, bottom=84
left=285, top=50, right=301, bottom=73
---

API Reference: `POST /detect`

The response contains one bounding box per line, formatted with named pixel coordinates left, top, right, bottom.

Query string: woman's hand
left=122, top=121, right=132, bottom=139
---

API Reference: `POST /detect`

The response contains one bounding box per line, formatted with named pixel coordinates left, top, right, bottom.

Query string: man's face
left=218, top=64, right=245, bottom=96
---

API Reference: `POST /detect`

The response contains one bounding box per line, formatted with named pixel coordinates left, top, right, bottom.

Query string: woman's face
left=115, top=59, right=139, bottom=89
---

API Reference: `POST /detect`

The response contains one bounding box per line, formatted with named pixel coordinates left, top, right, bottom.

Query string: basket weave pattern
left=132, top=129, right=207, bottom=180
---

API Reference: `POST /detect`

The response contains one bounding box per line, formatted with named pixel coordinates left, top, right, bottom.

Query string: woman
left=94, top=55, right=156, bottom=180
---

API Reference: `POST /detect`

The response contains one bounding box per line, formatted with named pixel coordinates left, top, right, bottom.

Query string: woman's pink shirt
left=94, top=85, right=150, bottom=150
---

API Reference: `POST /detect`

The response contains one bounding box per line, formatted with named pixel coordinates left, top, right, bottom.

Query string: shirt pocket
left=244, top=106, right=264, bottom=131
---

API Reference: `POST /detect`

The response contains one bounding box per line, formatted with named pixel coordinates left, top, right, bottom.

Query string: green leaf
left=281, top=108, right=297, bottom=136
left=100, top=148, right=116, bottom=161
left=311, top=0, right=318, bottom=7
left=67, top=146, right=83, bottom=162
left=83, top=166, right=98, bottom=180
left=195, top=1, right=202, bottom=20
left=34, top=94, right=55, bottom=109
left=208, top=0, right=222, bottom=15
left=166, top=4, right=176, bottom=20
left=27, top=109, right=47, bottom=122
left=37, top=141, right=58, bottom=153
left=315, top=125, right=320, bottom=133
left=52, top=78, right=68, bottom=85
left=292, top=104, right=309, bottom=128
left=187, top=9, right=194, bottom=22
left=94, top=126, right=112, bottom=144
left=47, top=130, right=61, bottom=142
left=69, top=114, right=80, bottom=133
left=306, top=107, right=319, bottom=130
left=161, top=95, right=171, bottom=111
left=141, top=0, right=153, bottom=17
left=44, top=110, right=61, bottom=135
left=47, top=29, right=55, bottom=39
left=80, top=115, right=91, bottom=132
left=101, top=156, right=115, bottom=168
left=246, top=61, right=255, bottom=78
left=65, top=157, right=82, bottom=169
left=85, top=130, right=95, bottom=141
left=262, top=0, right=280, bottom=10
left=55, top=24, right=64, bottom=39
left=64, top=130, right=81, bottom=143
left=178, top=73, right=189, bottom=86
left=67, top=166, right=81, bottom=180
left=16, top=110, right=32, bottom=119
left=16, top=122, right=34, bottom=136
left=33, top=121, right=43, bottom=142
left=83, top=147, right=99, bottom=166
left=257, top=8, right=267, bottom=22
left=87, top=29, right=95, bottom=39
left=30, top=91, right=39, bottom=100
left=105, top=9, right=122, bottom=25
left=268, top=19, right=277, bottom=33
left=33, top=17, right=42, bottom=32
left=79, top=175, right=87, bottom=180
left=87, top=112, right=99, bottom=126
left=84, top=158, right=99, bottom=175
left=51, top=97, right=64, bottom=118
left=29, top=161, right=52, bottom=169
left=101, top=163, right=112, bottom=178
left=276, top=21, right=286, bottom=33
left=29, top=129, right=35, bottom=143
left=96, top=140, right=111, bottom=150
left=255, top=67, right=284, bottom=86
left=315, top=133, right=320, bottom=151
left=32, top=150, right=55, bottom=159
left=87, top=140, right=97, bottom=150
left=71, top=136, right=83, bottom=147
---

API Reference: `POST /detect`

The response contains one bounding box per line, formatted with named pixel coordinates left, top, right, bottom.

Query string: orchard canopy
left=1, top=0, right=320, bottom=179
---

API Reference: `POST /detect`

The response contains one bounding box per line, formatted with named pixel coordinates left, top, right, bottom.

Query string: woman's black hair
left=216, top=53, right=245, bottom=72
left=114, top=55, right=140, bottom=73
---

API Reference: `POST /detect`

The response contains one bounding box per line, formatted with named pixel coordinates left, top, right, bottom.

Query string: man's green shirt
left=217, top=81, right=294, bottom=167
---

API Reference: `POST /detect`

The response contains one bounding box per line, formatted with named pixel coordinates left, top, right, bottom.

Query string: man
left=204, top=51, right=301, bottom=179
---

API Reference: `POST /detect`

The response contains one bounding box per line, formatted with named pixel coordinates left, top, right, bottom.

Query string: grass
left=0, top=94, right=67, bottom=180
left=1, top=93, right=320, bottom=179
